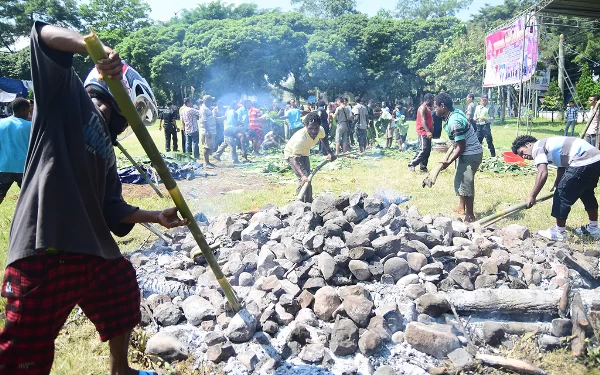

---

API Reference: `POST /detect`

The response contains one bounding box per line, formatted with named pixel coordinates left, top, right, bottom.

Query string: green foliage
left=394, top=0, right=472, bottom=19
left=291, top=0, right=358, bottom=18
left=478, top=156, right=537, bottom=175
left=576, top=64, right=597, bottom=109
left=0, top=47, right=30, bottom=79
left=541, top=77, right=564, bottom=112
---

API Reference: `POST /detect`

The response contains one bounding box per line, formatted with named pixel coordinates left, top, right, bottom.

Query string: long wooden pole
left=579, top=102, right=600, bottom=139
left=116, top=142, right=163, bottom=198
left=84, top=28, right=241, bottom=312
left=296, top=151, right=358, bottom=201
left=475, top=192, right=554, bottom=226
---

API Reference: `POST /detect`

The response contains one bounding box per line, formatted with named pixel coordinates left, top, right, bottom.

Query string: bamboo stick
left=140, top=222, right=173, bottom=242
left=475, top=354, right=547, bottom=375
left=475, top=192, right=554, bottom=226
left=579, top=102, right=600, bottom=139
left=116, top=142, right=163, bottom=198
left=422, top=143, right=455, bottom=188
left=296, top=151, right=358, bottom=201
left=84, top=28, right=241, bottom=312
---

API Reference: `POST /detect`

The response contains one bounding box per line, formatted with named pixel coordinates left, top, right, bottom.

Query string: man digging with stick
left=512, top=135, right=600, bottom=241
left=0, top=22, right=189, bottom=375
left=434, top=93, right=483, bottom=223
left=285, top=112, right=336, bottom=203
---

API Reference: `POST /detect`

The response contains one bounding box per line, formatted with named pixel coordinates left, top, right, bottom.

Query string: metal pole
left=516, top=14, right=531, bottom=135
left=116, top=142, right=164, bottom=198
left=558, top=34, right=565, bottom=121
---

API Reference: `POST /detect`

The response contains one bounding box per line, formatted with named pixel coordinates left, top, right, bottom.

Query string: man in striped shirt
left=512, top=135, right=600, bottom=241
left=564, top=100, right=578, bottom=136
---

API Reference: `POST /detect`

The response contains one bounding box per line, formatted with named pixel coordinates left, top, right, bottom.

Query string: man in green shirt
left=474, top=94, right=496, bottom=157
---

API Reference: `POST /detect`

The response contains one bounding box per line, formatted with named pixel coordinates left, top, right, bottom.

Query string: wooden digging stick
left=296, top=151, right=359, bottom=201
left=476, top=354, right=547, bottom=375
left=579, top=102, right=600, bottom=139
left=475, top=192, right=554, bottom=226
left=84, top=28, right=241, bottom=312
left=422, top=143, right=455, bottom=188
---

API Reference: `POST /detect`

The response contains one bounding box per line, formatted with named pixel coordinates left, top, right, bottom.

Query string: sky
left=146, top=0, right=507, bottom=22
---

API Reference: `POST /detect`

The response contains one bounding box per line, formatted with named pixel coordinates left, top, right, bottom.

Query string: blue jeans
left=564, top=120, right=576, bottom=136
left=185, top=131, right=199, bottom=159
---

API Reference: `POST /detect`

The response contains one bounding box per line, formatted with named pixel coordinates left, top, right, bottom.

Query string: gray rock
left=552, top=318, right=573, bottom=337
left=415, top=293, right=450, bottom=317
left=299, top=343, right=325, bottom=363
left=397, top=274, right=420, bottom=286
left=358, top=330, right=383, bottom=355
left=404, top=322, right=461, bottom=359
left=145, top=331, right=188, bottom=362
left=319, top=252, right=337, bottom=281
left=449, top=263, right=479, bottom=291
left=407, top=217, right=428, bottom=232
left=146, top=294, right=172, bottom=310
left=374, top=365, right=395, bottom=375
left=330, top=318, right=359, bottom=356
left=207, top=342, right=235, bottom=363
left=501, top=224, right=530, bottom=240
left=303, top=277, right=326, bottom=291
left=313, top=286, right=341, bottom=321
left=181, top=296, right=215, bottom=326
left=257, top=249, right=278, bottom=277
left=392, top=331, right=405, bottom=344
left=348, top=246, right=376, bottom=260
left=238, top=272, right=254, bottom=287
left=481, top=259, right=499, bottom=275
left=324, top=236, right=347, bottom=254
left=448, top=347, right=474, bottom=369
left=241, top=221, right=263, bottom=241
left=262, top=320, right=279, bottom=335
left=237, top=351, right=259, bottom=371
left=407, top=253, right=427, bottom=272
left=226, top=309, right=258, bottom=343
left=405, top=232, right=441, bottom=248
left=371, top=235, right=402, bottom=257
left=346, top=225, right=377, bottom=248
left=349, top=260, right=373, bottom=281
left=369, top=262, right=384, bottom=279
left=275, top=303, right=294, bottom=325
left=474, top=274, right=498, bottom=289
left=420, top=262, right=443, bottom=275
left=538, top=334, right=561, bottom=351
left=404, top=284, right=426, bottom=300
left=311, top=193, right=338, bottom=217
left=481, top=321, right=505, bottom=346
left=383, top=257, right=409, bottom=282
left=346, top=206, right=368, bottom=224
left=297, top=290, right=314, bottom=309
left=242, top=253, right=259, bottom=270
left=153, top=302, right=182, bottom=326
left=295, top=308, right=318, bottom=327
left=279, top=294, right=301, bottom=316
left=343, top=295, right=374, bottom=327
left=130, top=253, right=150, bottom=267
left=204, top=331, right=227, bottom=346
left=454, top=250, right=475, bottom=263
left=284, top=241, right=304, bottom=263
left=491, top=249, right=510, bottom=271
left=363, top=197, right=383, bottom=215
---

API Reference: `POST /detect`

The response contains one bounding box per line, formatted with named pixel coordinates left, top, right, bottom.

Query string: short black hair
left=434, top=93, right=453, bottom=110
left=317, top=100, right=326, bottom=107
left=11, top=97, right=30, bottom=115
left=355, top=97, right=362, bottom=103
left=184, top=97, right=191, bottom=105
left=592, top=94, right=600, bottom=101
left=423, top=93, right=434, bottom=103
left=166, top=101, right=173, bottom=106
left=568, top=100, right=575, bottom=103
left=303, top=111, right=321, bottom=126
left=511, top=135, right=538, bottom=155
left=467, top=93, right=475, bottom=99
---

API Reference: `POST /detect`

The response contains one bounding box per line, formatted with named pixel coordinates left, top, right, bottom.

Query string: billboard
left=483, top=16, right=538, bottom=87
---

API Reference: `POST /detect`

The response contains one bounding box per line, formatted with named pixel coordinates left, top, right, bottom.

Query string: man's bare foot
left=452, top=206, right=466, bottom=215
left=464, top=215, right=475, bottom=223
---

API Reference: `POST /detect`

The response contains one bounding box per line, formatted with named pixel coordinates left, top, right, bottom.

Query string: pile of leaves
left=478, top=156, right=537, bottom=175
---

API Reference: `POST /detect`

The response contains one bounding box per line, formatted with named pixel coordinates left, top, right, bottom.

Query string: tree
left=576, top=64, right=596, bottom=109
left=0, top=47, right=31, bottom=79
left=291, top=0, right=358, bottom=19
left=394, top=0, right=472, bottom=20
left=1, top=0, right=81, bottom=52
left=541, top=77, right=563, bottom=121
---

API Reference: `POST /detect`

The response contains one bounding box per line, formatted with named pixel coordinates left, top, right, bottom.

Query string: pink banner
left=484, top=17, right=538, bottom=87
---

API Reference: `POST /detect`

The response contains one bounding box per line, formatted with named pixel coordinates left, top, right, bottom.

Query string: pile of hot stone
left=128, top=192, right=600, bottom=375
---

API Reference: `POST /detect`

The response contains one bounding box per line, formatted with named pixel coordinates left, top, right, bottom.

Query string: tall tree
left=291, top=0, right=358, bottom=19
left=394, top=0, right=472, bottom=20
left=1, top=0, right=81, bottom=52
left=576, top=64, right=596, bottom=109
left=541, top=77, right=563, bottom=121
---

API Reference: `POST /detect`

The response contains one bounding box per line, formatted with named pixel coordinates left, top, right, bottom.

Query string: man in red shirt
left=408, top=94, right=434, bottom=172
left=248, top=101, right=264, bottom=155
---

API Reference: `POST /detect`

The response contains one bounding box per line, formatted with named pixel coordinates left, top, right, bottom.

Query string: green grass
left=1, top=116, right=598, bottom=374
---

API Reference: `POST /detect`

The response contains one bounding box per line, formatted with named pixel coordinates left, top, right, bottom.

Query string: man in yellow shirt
left=285, top=112, right=336, bottom=202
left=474, top=94, right=496, bottom=157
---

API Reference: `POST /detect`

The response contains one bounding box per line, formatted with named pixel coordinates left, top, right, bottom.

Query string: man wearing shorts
left=200, top=94, right=217, bottom=168
left=512, top=135, right=600, bottom=241
left=0, top=22, right=188, bottom=375
left=435, top=93, right=483, bottom=223
left=333, top=97, right=351, bottom=155
left=0, top=97, right=31, bottom=205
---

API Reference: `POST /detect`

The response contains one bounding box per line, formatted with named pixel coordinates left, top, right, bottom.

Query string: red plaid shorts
left=0, top=253, right=141, bottom=375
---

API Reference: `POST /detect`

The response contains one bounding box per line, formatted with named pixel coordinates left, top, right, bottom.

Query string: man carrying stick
left=285, top=112, right=336, bottom=203
left=0, top=22, right=188, bottom=375
left=434, top=93, right=483, bottom=223
left=512, top=135, right=600, bottom=241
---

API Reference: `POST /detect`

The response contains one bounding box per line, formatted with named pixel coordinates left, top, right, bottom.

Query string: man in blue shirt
left=284, top=99, right=303, bottom=138
left=0, top=97, right=32, bottom=205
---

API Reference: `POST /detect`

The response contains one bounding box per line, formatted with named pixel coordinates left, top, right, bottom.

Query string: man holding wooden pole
left=0, top=22, right=188, bottom=375
left=512, top=135, right=600, bottom=241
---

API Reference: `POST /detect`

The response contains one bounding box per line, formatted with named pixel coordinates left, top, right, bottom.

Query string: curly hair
left=511, top=135, right=538, bottom=154
left=434, top=93, right=453, bottom=110
left=303, top=111, right=321, bottom=126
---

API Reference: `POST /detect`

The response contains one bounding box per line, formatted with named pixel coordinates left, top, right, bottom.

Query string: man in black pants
left=474, top=94, right=496, bottom=157
left=158, top=102, right=178, bottom=152
left=408, top=94, right=434, bottom=172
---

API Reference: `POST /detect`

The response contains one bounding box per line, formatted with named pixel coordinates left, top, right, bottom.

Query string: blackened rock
left=551, top=318, right=572, bottom=337
left=449, top=263, right=479, bottom=291
left=348, top=246, right=376, bottom=260
left=358, top=330, right=383, bottom=356
left=343, top=295, right=374, bottom=327
left=405, top=232, right=441, bottom=248
left=369, top=261, right=384, bottom=279
left=415, top=293, right=450, bottom=317
left=482, top=321, right=505, bottom=346
left=363, top=197, right=383, bottom=215
left=153, top=302, right=182, bottom=326
left=311, top=193, right=338, bottom=217
left=371, top=235, right=402, bottom=257
left=349, top=260, right=372, bottom=281
left=206, top=342, right=235, bottom=363
left=299, top=343, right=325, bottom=363
left=330, top=318, right=359, bottom=356
left=346, top=225, right=377, bottom=248
left=474, top=274, right=497, bottom=289
left=346, top=206, right=368, bottom=224
left=404, top=322, right=461, bottom=359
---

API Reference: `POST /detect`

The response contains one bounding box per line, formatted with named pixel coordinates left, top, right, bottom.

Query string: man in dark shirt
left=0, top=22, right=188, bottom=375
left=158, top=102, right=179, bottom=152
